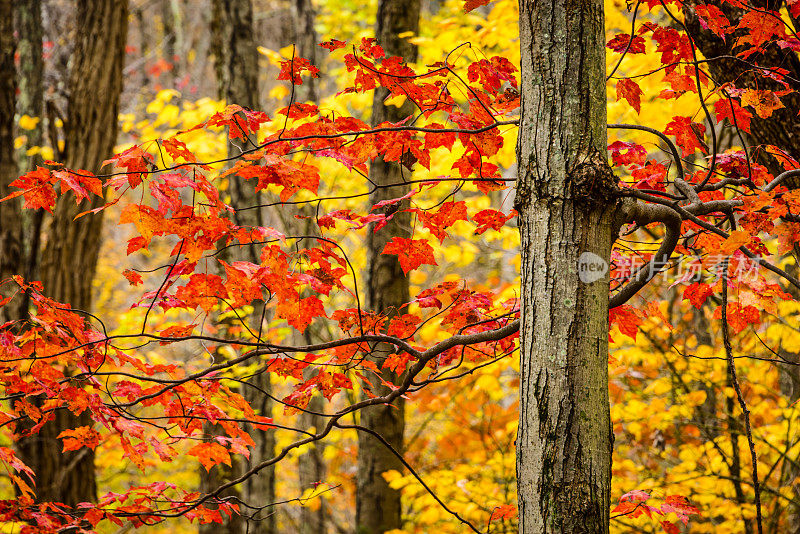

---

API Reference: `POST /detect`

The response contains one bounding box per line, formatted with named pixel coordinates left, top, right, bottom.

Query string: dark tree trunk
left=681, top=3, right=800, bottom=526
left=16, top=0, right=128, bottom=508
left=0, top=0, right=23, bottom=326
left=356, top=1, right=420, bottom=533
left=13, top=0, right=45, bottom=313
left=515, top=1, right=614, bottom=532
left=14, top=0, right=44, bottom=173
left=291, top=0, right=318, bottom=103
left=207, top=2, right=275, bottom=534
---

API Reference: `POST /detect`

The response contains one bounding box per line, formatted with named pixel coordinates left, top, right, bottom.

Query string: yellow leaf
left=686, top=390, right=707, bottom=406
left=269, top=85, right=290, bottom=101
left=384, top=94, right=407, bottom=108
left=719, top=230, right=750, bottom=255
left=18, top=115, right=40, bottom=130
left=155, top=88, right=179, bottom=102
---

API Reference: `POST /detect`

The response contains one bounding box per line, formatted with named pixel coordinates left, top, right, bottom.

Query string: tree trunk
left=285, top=3, right=328, bottom=533
left=515, top=2, right=614, bottom=533
left=13, top=0, right=45, bottom=315
left=16, top=0, right=128, bottom=508
left=680, top=4, right=800, bottom=527
left=682, top=1, right=800, bottom=177
left=14, top=0, right=44, bottom=173
left=356, top=1, right=420, bottom=533
left=207, top=2, right=276, bottom=533
left=291, top=0, right=318, bottom=104
left=0, top=0, right=23, bottom=326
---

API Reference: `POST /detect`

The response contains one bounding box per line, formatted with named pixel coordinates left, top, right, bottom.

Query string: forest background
left=0, top=0, right=797, bottom=533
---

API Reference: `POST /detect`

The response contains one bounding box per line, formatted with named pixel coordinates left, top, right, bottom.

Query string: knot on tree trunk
left=569, top=151, right=618, bottom=207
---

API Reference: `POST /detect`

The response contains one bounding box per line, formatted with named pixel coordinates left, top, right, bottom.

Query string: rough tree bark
left=13, top=0, right=46, bottom=311
left=291, top=0, right=318, bottom=104
left=207, top=2, right=275, bottom=533
left=356, top=1, right=420, bottom=533
left=682, top=1, right=800, bottom=176
left=515, top=1, right=614, bottom=533
left=15, top=0, right=44, bottom=173
left=0, top=0, right=23, bottom=326
left=14, top=0, right=128, bottom=508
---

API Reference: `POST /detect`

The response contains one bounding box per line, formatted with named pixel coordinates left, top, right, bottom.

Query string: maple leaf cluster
left=0, top=37, right=523, bottom=531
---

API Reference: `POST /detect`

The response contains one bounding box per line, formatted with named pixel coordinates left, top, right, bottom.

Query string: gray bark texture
left=291, top=0, right=318, bottom=104
left=14, top=0, right=128, bottom=508
left=205, top=2, right=275, bottom=533
left=515, top=1, right=614, bottom=532
left=355, top=1, right=421, bottom=533
left=14, top=0, right=46, bottom=317
left=14, top=0, right=45, bottom=173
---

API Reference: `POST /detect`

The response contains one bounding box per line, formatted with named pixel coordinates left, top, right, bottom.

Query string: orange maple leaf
left=58, top=426, right=102, bottom=452
left=188, top=442, right=232, bottom=471
left=382, top=237, right=438, bottom=274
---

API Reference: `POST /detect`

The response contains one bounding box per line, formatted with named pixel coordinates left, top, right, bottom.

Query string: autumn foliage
left=2, top=0, right=800, bottom=532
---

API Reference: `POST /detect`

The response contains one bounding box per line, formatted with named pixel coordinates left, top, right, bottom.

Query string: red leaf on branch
left=695, top=5, right=730, bottom=38
left=683, top=282, right=713, bottom=309
left=740, top=89, right=784, bottom=119
left=489, top=504, right=517, bottom=522
left=58, top=426, right=102, bottom=452
left=607, top=34, right=646, bottom=54
left=472, top=208, right=516, bottom=234
left=713, top=97, right=752, bottom=134
left=609, top=305, right=643, bottom=341
left=736, top=10, right=785, bottom=48
left=319, top=39, right=346, bottom=51
left=278, top=56, right=320, bottom=85
left=4, top=166, right=58, bottom=211
left=664, top=116, right=707, bottom=156
left=382, top=237, right=438, bottom=274
left=188, top=442, right=232, bottom=471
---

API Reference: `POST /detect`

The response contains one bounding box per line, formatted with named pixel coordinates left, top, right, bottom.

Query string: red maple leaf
left=609, top=305, right=643, bottom=341
left=278, top=56, right=321, bottom=85
left=607, top=34, right=646, bottom=54
left=664, top=116, right=707, bottom=156
left=319, top=39, right=346, bottom=51
left=713, top=97, right=752, bottom=134
left=695, top=5, right=730, bottom=39
left=58, top=426, right=102, bottom=452
left=464, top=0, right=491, bottom=12
left=188, top=442, right=231, bottom=471
left=489, top=504, right=518, bottom=522
left=736, top=10, right=784, bottom=48
left=382, top=237, right=438, bottom=274
left=472, top=209, right=516, bottom=234
left=683, top=282, right=713, bottom=309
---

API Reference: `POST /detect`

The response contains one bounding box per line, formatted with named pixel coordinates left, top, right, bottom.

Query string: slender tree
left=288, top=2, right=328, bottom=533
left=515, top=1, right=613, bottom=532
left=356, top=1, right=421, bottom=533
left=14, top=0, right=44, bottom=174
left=15, top=0, right=128, bottom=507
left=14, top=0, right=46, bottom=317
left=0, top=1, right=22, bottom=326
left=208, top=1, right=275, bottom=533
left=679, top=3, right=800, bottom=525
